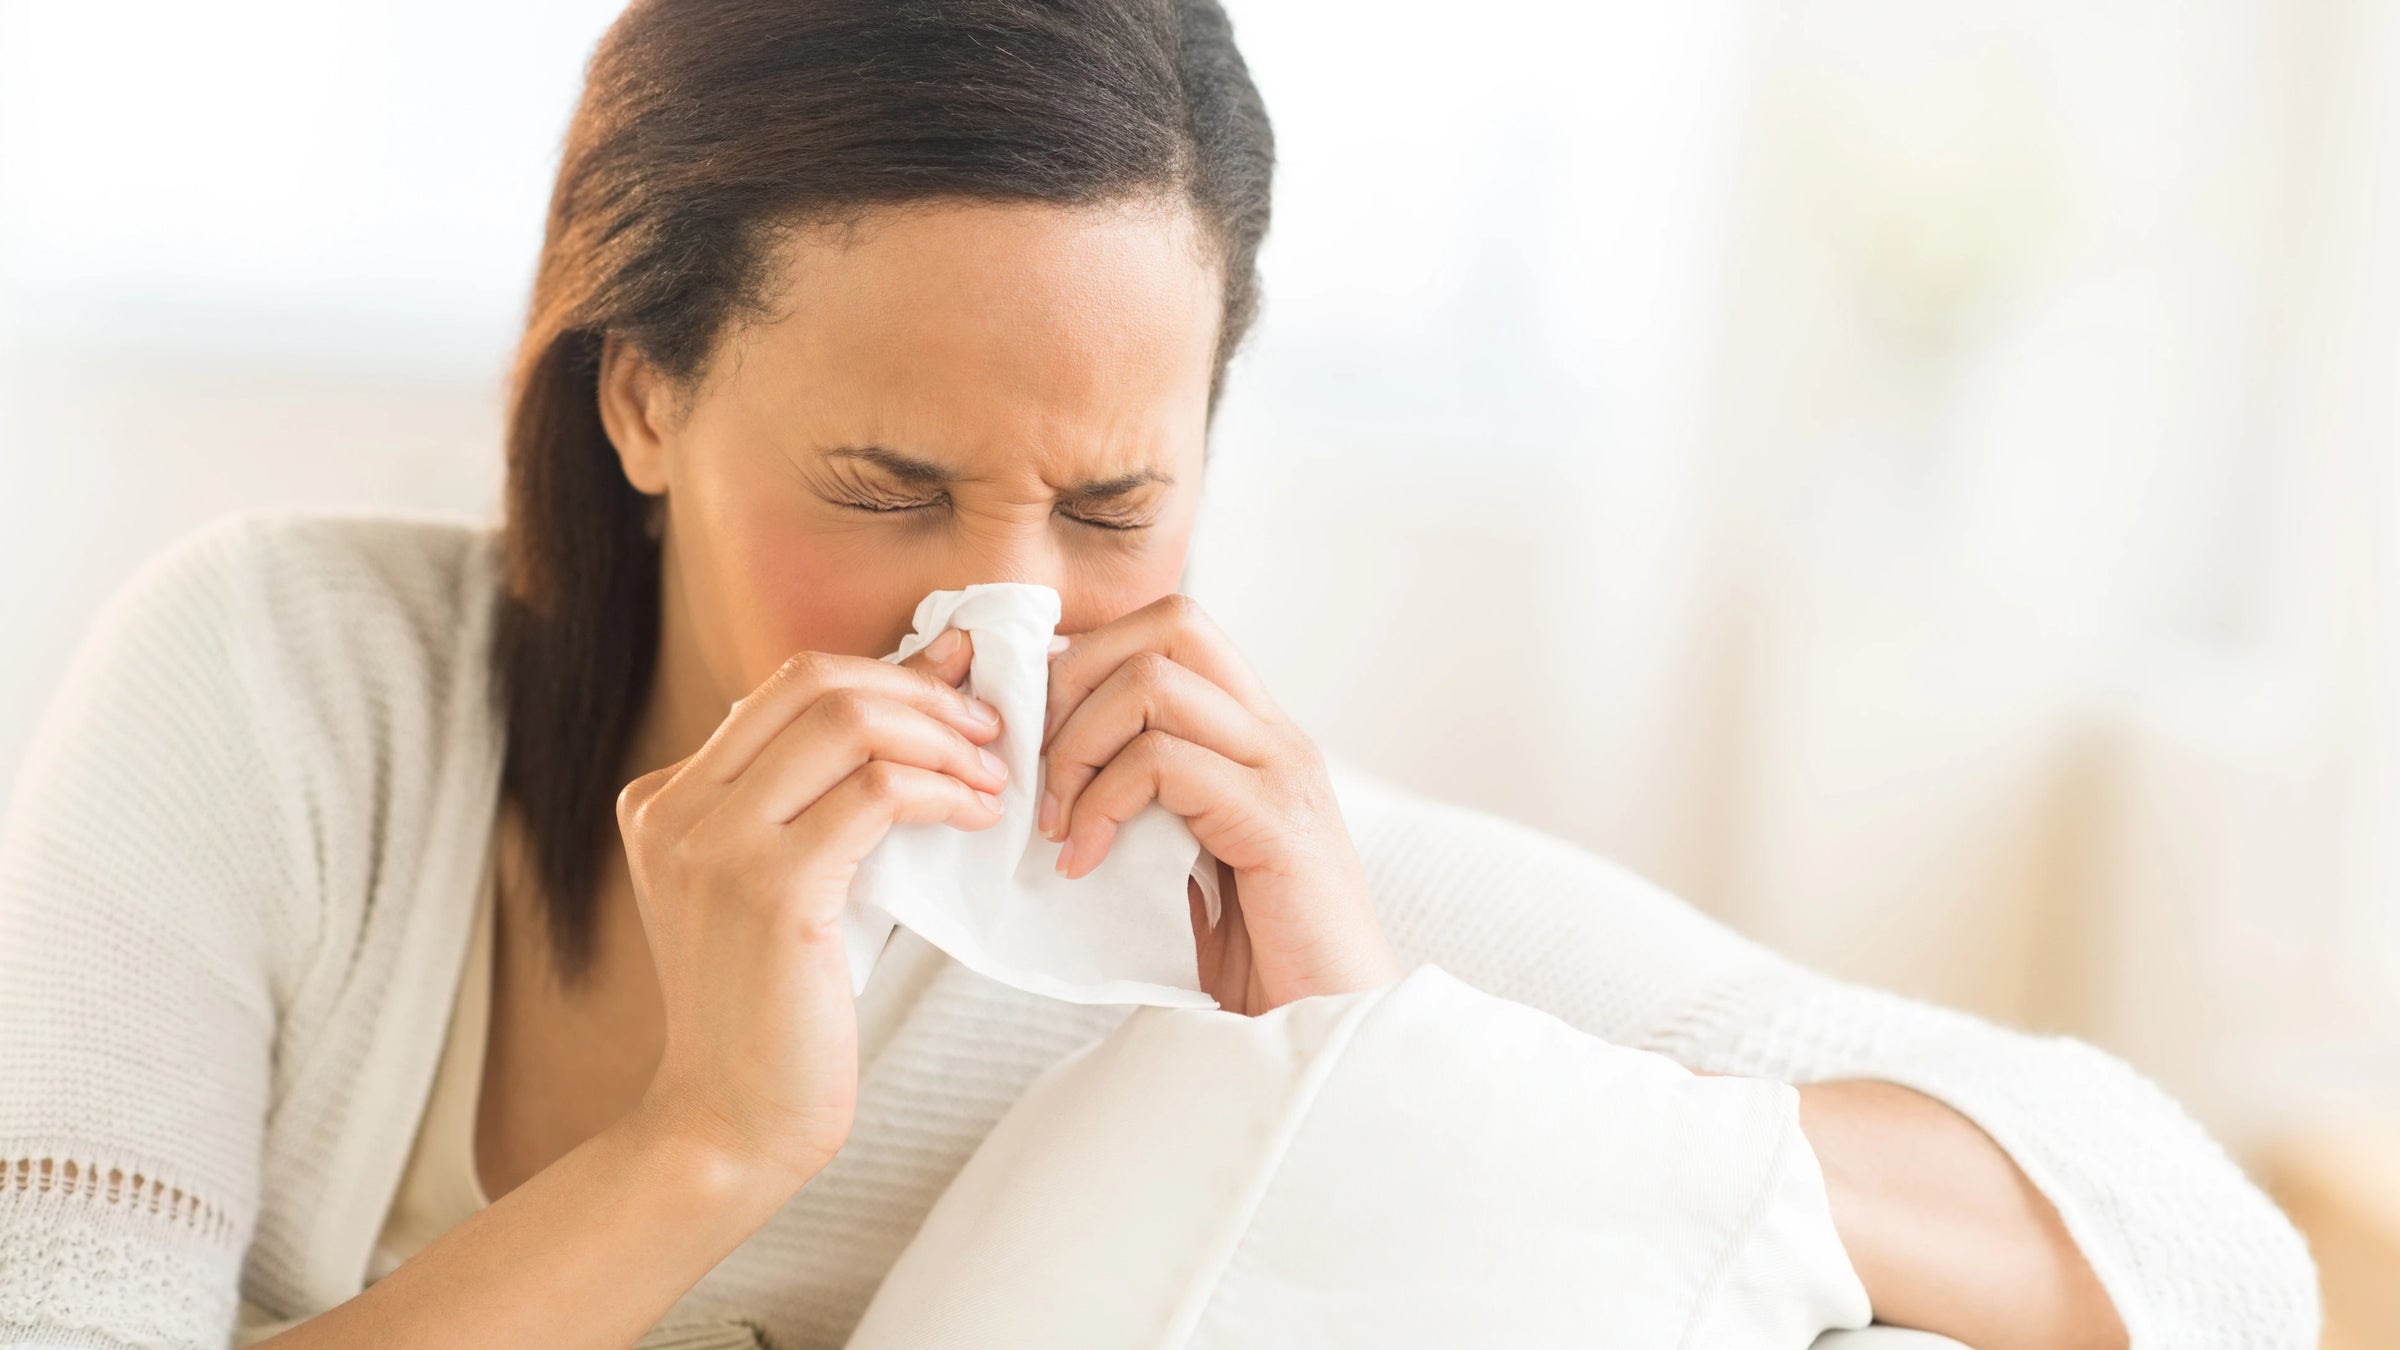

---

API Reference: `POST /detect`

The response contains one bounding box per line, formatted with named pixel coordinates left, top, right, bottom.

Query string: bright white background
left=5, top=0, right=2398, bottom=1221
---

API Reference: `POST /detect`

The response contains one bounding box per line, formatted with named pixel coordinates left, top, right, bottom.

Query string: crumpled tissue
left=843, top=583, right=1223, bottom=1008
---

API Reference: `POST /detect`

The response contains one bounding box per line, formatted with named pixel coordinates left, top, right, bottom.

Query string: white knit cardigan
left=0, top=510, right=2319, bottom=1350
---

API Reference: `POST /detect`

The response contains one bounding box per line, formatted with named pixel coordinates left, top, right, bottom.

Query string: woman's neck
left=619, top=530, right=732, bottom=785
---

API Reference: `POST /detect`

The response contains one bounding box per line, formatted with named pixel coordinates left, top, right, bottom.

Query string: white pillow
left=847, top=964, right=1877, bottom=1349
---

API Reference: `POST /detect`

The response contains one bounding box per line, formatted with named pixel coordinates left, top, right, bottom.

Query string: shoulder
left=79, top=509, right=510, bottom=1036
left=48, top=507, right=501, bottom=757
left=60, top=509, right=507, bottom=957
left=132, top=506, right=500, bottom=654
left=111, top=508, right=504, bottom=737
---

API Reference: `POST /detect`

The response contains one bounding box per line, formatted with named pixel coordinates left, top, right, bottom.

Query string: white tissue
left=842, top=583, right=1224, bottom=1008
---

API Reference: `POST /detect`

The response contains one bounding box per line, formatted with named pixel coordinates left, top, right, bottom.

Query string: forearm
left=1797, top=1079, right=2126, bottom=1350
left=256, top=1103, right=806, bottom=1349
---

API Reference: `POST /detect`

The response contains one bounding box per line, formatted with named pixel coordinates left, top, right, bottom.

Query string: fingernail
left=1079, top=822, right=1115, bottom=876
left=978, top=747, right=1008, bottom=783
left=928, top=628, right=963, bottom=661
left=1038, top=790, right=1059, bottom=837
left=977, top=790, right=1003, bottom=811
left=1046, top=634, right=1070, bottom=662
left=1054, top=834, right=1078, bottom=876
left=966, top=697, right=1000, bottom=727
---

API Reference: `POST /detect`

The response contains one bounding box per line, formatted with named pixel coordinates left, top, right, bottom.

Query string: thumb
left=896, top=626, right=975, bottom=688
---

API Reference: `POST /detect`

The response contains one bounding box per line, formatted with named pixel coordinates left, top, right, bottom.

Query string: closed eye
left=1057, top=508, right=1150, bottom=532
left=833, top=493, right=946, bottom=515
left=828, top=492, right=1148, bottom=531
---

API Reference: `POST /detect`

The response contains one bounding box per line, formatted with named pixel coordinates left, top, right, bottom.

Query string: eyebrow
left=824, top=445, right=1175, bottom=498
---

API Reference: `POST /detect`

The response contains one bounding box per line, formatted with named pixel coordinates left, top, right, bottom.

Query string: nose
left=943, top=522, right=1069, bottom=596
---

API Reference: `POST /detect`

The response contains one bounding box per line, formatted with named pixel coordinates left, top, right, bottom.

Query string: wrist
left=622, top=1093, right=832, bottom=1203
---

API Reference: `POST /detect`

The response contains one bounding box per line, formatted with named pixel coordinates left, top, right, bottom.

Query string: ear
left=596, top=333, right=677, bottom=495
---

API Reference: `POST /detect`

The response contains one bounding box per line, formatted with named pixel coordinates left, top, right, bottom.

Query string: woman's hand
left=1038, top=593, right=1399, bottom=1015
left=613, top=631, right=1007, bottom=1185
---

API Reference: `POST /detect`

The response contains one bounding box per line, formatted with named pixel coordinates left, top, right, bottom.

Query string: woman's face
left=598, top=196, right=1223, bottom=706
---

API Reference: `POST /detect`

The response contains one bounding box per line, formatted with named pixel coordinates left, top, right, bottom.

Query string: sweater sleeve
left=0, top=517, right=307, bottom=1350
left=1331, top=760, right=2320, bottom=1350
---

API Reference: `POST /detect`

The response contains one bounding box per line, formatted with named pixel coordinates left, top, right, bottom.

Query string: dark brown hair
left=491, top=0, right=1273, bottom=984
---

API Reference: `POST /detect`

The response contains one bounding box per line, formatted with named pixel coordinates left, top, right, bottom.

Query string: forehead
left=702, top=197, right=1223, bottom=475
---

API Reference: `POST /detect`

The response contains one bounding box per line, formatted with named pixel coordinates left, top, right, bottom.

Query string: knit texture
left=0, top=509, right=2319, bottom=1349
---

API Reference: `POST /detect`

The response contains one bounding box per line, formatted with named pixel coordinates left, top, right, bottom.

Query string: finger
left=896, top=625, right=976, bottom=688
left=1043, top=594, right=1279, bottom=750
left=786, top=758, right=1006, bottom=879
left=616, top=758, right=685, bottom=841
left=1039, top=651, right=1272, bottom=843
left=722, top=687, right=1010, bottom=826
left=1054, top=729, right=1254, bottom=880
left=688, top=645, right=1001, bottom=787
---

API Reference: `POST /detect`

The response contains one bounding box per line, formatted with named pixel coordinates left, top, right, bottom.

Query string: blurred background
left=3, top=0, right=2395, bottom=1338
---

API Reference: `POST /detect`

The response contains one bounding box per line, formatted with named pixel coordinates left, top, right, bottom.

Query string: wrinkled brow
left=823, top=445, right=1174, bottom=497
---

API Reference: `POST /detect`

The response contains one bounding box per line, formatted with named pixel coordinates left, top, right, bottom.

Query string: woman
left=0, top=1, right=2315, bottom=1347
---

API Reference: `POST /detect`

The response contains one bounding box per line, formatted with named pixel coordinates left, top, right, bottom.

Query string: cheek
left=714, top=512, right=932, bottom=675
left=1056, top=516, right=1198, bottom=635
